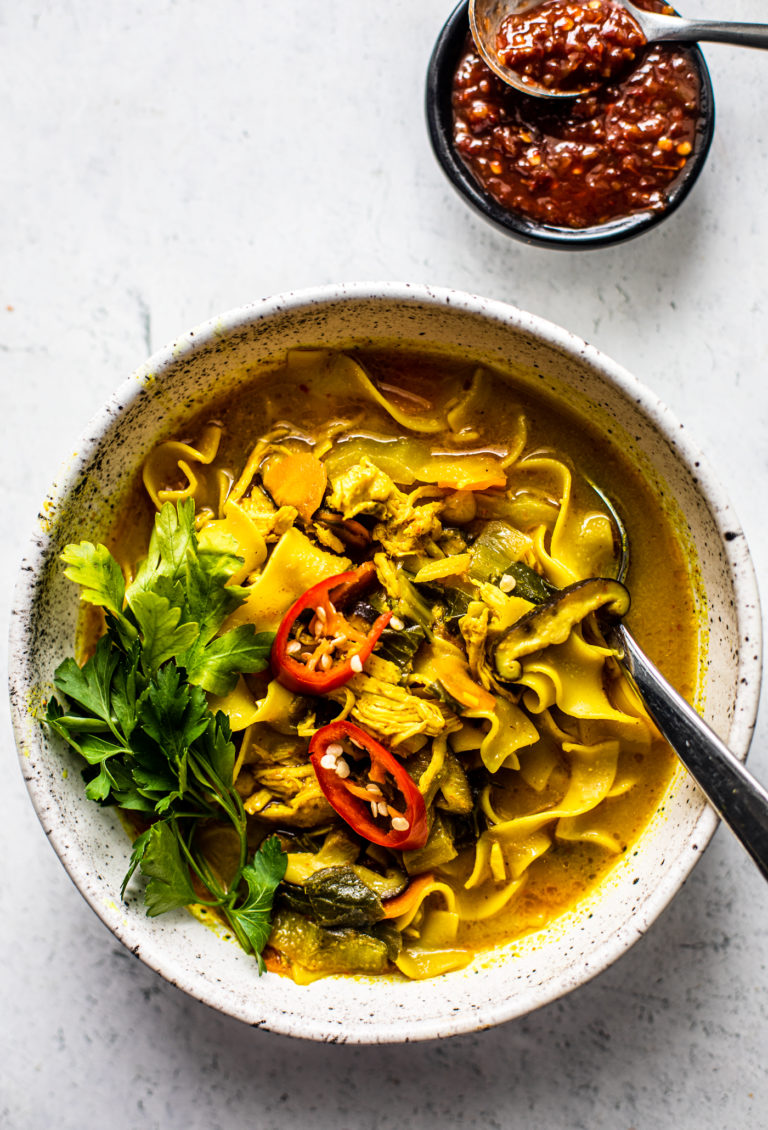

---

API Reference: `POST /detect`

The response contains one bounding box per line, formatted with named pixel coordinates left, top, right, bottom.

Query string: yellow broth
left=107, top=348, right=699, bottom=965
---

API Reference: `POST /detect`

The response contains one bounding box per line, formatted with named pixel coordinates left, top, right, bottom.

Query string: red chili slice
left=309, top=721, right=429, bottom=851
left=272, top=562, right=391, bottom=695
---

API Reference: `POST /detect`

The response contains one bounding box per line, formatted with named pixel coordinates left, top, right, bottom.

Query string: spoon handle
left=652, top=14, right=768, bottom=49
left=608, top=622, right=768, bottom=881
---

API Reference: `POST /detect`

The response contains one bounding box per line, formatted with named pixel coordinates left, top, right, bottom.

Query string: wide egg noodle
left=445, top=368, right=528, bottom=466
left=224, top=527, right=350, bottom=634
left=393, top=878, right=473, bottom=981
left=142, top=422, right=223, bottom=512
left=516, top=722, right=561, bottom=793
left=210, top=676, right=299, bottom=736
left=285, top=348, right=445, bottom=434
left=485, top=739, right=620, bottom=845
left=512, top=454, right=615, bottom=585
left=465, top=695, right=539, bottom=774
left=198, top=497, right=268, bottom=585
left=455, top=875, right=527, bottom=919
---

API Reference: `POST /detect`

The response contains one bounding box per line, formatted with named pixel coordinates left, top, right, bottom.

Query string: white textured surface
left=2, top=0, right=767, bottom=1126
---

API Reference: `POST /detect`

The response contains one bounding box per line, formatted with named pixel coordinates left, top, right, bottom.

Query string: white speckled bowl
left=9, top=284, right=762, bottom=1043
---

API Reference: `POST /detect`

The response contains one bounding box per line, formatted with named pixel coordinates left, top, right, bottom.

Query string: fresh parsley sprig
left=46, top=499, right=286, bottom=971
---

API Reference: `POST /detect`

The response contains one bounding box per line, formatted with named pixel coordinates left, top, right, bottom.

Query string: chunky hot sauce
left=496, top=0, right=646, bottom=94
left=452, top=0, right=701, bottom=229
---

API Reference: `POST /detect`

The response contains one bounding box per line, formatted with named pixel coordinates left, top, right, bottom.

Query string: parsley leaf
left=140, top=821, right=199, bottom=916
left=182, top=625, right=274, bottom=696
left=129, top=591, right=199, bottom=673
left=61, top=541, right=127, bottom=620
left=51, top=637, right=119, bottom=727
left=139, top=665, right=210, bottom=757
left=84, top=761, right=119, bottom=802
left=196, top=711, right=236, bottom=792
left=47, top=500, right=283, bottom=971
left=110, top=643, right=143, bottom=739
left=181, top=550, right=247, bottom=642
left=138, top=665, right=210, bottom=802
left=128, top=498, right=197, bottom=597
left=229, top=836, right=288, bottom=971
left=121, top=828, right=152, bottom=898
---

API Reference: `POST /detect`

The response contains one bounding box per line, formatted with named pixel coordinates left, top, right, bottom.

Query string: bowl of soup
left=10, top=283, right=760, bottom=1042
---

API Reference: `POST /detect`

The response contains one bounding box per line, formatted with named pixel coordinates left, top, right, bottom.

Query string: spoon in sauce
left=591, top=482, right=768, bottom=882
left=470, top=0, right=768, bottom=98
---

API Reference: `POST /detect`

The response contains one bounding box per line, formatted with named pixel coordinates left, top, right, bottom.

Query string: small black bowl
left=425, top=1, right=715, bottom=251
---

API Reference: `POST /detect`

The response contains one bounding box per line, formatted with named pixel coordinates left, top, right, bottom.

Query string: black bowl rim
left=425, top=0, right=716, bottom=251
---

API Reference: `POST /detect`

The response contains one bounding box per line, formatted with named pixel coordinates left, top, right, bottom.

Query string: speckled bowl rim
left=9, top=282, right=762, bottom=1042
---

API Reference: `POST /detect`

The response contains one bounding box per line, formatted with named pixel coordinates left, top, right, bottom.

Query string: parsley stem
left=186, top=755, right=248, bottom=886
left=174, top=825, right=226, bottom=903
left=221, top=905, right=254, bottom=955
left=231, top=787, right=249, bottom=880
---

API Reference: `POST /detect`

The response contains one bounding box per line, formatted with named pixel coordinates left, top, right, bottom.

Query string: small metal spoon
left=590, top=482, right=768, bottom=882
left=469, top=0, right=768, bottom=98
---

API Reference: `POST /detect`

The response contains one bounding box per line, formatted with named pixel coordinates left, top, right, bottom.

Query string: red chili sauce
left=496, top=0, right=645, bottom=94
left=452, top=1, right=701, bottom=229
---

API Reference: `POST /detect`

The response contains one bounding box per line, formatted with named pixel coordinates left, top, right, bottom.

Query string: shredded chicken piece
left=328, top=457, right=443, bottom=557
left=346, top=672, right=459, bottom=746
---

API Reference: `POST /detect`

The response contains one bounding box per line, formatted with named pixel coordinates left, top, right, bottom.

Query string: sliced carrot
left=436, top=472, right=507, bottom=491
left=430, top=652, right=497, bottom=713
left=262, top=452, right=327, bottom=524
left=381, top=872, right=436, bottom=919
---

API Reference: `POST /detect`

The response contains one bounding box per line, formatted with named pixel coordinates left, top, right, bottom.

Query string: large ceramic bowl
left=9, top=284, right=761, bottom=1043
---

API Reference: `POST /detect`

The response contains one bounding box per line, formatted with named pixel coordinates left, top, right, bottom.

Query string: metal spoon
left=590, top=482, right=768, bottom=882
left=469, top=0, right=768, bottom=98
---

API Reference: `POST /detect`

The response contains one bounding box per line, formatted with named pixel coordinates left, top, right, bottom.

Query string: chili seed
left=390, top=615, right=404, bottom=631
left=326, top=743, right=345, bottom=757
left=391, top=816, right=410, bottom=832
left=366, top=783, right=382, bottom=797
left=499, top=574, right=517, bottom=593
left=286, top=640, right=302, bottom=655
left=320, top=653, right=332, bottom=670
left=319, top=752, right=338, bottom=770
left=350, top=654, right=363, bottom=674
left=335, top=758, right=350, bottom=779
left=316, top=605, right=327, bottom=622
left=377, top=801, right=389, bottom=817
left=370, top=802, right=379, bottom=819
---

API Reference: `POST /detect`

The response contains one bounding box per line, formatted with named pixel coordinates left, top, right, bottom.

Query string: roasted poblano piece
left=269, top=909, right=401, bottom=973
left=499, top=561, right=557, bottom=604
left=278, top=865, right=386, bottom=929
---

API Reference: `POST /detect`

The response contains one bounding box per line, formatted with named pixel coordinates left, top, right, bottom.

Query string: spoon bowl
left=470, top=0, right=768, bottom=98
